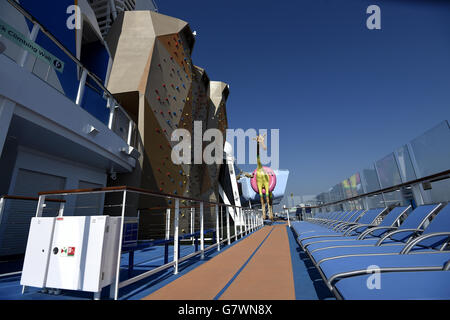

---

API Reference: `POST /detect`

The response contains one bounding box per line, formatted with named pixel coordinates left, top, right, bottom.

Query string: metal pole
left=233, top=207, right=238, bottom=241
left=215, top=205, right=220, bottom=251
left=191, top=207, right=195, bottom=245
left=286, top=208, right=291, bottom=227
left=58, top=202, right=65, bottom=217
left=107, top=99, right=115, bottom=130
left=245, top=211, right=249, bottom=235
left=226, top=206, right=231, bottom=245
left=75, top=68, right=88, bottom=106
left=165, top=208, right=171, bottom=240
left=243, top=210, right=247, bottom=235
left=0, top=198, right=5, bottom=225
left=200, top=202, right=204, bottom=259
left=173, top=199, right=180, bottom=274
left=127, top=120, right=134, bottom=146
left=112, top=190, right=127, bottom=300
left=220, top=206, right=223, bottom=240
left=239, top=208, right=243, bottom=238
left=35, top=195, right=46, bottom=217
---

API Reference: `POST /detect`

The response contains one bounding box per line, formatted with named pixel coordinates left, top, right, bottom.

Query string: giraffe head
left=253, top=134, right=267, bottom=151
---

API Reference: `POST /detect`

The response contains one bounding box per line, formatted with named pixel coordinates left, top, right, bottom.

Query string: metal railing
left=0, top=195, right=66, bottom=276
left=3, top=0, right=137, bottom=148
left=300, top=169, right=450, bottom=215
left=32, top=186, right=263, bottom=300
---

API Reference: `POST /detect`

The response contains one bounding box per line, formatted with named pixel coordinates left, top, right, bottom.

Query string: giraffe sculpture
left=253, top=134, right=274, bottom=221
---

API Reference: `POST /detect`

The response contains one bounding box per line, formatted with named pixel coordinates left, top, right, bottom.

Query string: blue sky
left=159, top=0, right=450, bottom=198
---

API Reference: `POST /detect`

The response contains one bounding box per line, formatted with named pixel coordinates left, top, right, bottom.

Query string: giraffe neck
left=257, top=142, right=263, bottom=170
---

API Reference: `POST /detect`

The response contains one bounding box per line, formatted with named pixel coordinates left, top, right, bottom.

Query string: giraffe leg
left=260, top=193, right=266, bottom=220
left=266, top=193, right=273, bottom=221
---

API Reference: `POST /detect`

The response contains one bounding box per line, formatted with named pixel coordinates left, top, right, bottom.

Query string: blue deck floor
left=0, top=226, right=331, bottom=300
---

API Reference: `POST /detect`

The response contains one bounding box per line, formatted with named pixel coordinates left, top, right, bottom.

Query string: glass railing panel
left=361, top=165, right=381, bottom=193
left=375, top=153, right=402, bottom=189
left=395, top=144, right=417, bottom=182
left=409, top=121, right=450, bottom=178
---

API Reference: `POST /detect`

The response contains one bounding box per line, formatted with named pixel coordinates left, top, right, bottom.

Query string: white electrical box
left=20, top=217, right=56, bottom=288
left=21, top=216, right=121, bottom=294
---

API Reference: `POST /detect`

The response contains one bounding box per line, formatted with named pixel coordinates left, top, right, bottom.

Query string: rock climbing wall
left=105, top=11, right=229, bottom=239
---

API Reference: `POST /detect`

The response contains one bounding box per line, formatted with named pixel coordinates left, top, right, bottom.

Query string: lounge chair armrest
left=445, top=260, right=450, bottom=271
left=400, top=232, right=450, bottom=254
left=332, top=222, right=349, bottom=231
left=335, top=222, right=358, bottom=232
left=357, top=226, right=396, bottom=240
left=375, top=228, right=423, bottom=246
left=343, top=223, right=373, bottom=236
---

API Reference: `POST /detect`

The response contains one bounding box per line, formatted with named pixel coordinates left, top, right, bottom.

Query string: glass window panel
left=410, top=121, right=450, bottom=177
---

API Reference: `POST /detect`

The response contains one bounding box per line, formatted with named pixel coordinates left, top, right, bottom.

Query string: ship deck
left=0, top=222, right=334, bottom=300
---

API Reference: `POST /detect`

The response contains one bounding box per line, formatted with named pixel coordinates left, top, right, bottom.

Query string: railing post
left=35, top=195, right=46, bottom=217
left=173, top=199, right=179, bottom=274
left=215, top=205, right=220, bottom=251
left=76, top=68, right=88, bottom=106
left=127, top=119, right=134, bottom=146
left=246, top=211, right=250, bottom=234
left=226, top=206, right=231, bottom=245
left=107, top=98, right=116, bottom=130
left=239, top=208, right=243, bottom=238
left=286, top=208, right=291, bottom=227
left=191, top=206, right=195, bottom=246
left=245, top=210, right=248, bottom=235
left=242, top=210, right=246, bottom=235
left=111, top=190, right=127, bottom=300
left=233, top=206, right=238, bottom=241
left=200, top=202, right=204, bottom=259
left=220, top=205, right=223, bottom=240
left=165, top=208, right=171, bottom=239
left=19, top=22, right=39, bottom=67
left=0, top=197, right=5, bottom=225
left=58, top=201, right=65, bottom=217
left=164, top=208, right=170, bottom=264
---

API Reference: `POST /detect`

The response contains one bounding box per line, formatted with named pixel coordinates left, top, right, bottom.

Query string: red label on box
left=68, top=247, right=75, bottom=256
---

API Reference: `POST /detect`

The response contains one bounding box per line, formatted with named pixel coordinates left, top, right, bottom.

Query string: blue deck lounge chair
left=293, top=211, right=351, bottom=234
left=334, top=270, right=450, bottom=300
left=293, top=210, right=365, bottom=238
left=309, top=203, right=446, bottom=265
left=296, top=207, right=391, bottom=249
left=318, top=252, right=450, bottom=290
left=301, top=206, right=410, bottom=250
